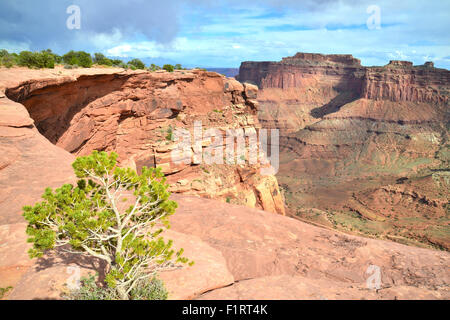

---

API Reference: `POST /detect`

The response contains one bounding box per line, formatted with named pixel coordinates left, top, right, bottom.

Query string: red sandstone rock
left=7, top=228, right=234, bottom=300
left=0, top=223, right=33, bottom=290
left=0, top=97, right=76, bottom=226
left=159, top=230, right=234, bottom=300
left=1, top=66, right=448, bottom=300
left=198, top=275, right=447, bottom=300
left=169, top=194, right=449, bottom=299
left=237, top=53, right=449, bottom=249
left=3, top=67, right=284, bottom=215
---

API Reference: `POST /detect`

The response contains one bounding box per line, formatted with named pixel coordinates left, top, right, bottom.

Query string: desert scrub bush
left=149, top=63, right=161, bottom=71
left=0, top=50, right=16, bottom=68
left=0, top=49, right=8, bottom=59
left=0, top=286, right=13, bottom=299
left=66, top=274, right=115, bottom=300
left=93, top=53, right=113, bottom=66
left=64, top=64, right=77, bottom=69
left=1, top=49, right=61, bottom=69
left=129, top=276, right=168, bottom=300
left=165, top=125, right=174, bottom=141
left=23, top=151, right=192, bottom=300
left=43, top=49, right=62, bottom=64
left=111, top=59, right=124, bottom=66
left=67, top=274, right=167, bottom=300
left=62, top=50, right=93, bottom=68
left=17, top=50, right=55, bottom=68
left=163, top=64, right=174, bottom=72
left=128, top=58, right=145, bottom=70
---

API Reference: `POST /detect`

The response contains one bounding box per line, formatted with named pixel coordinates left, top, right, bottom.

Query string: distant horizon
left=2, top=48, right=448, bottom=71
left=96, top=50, right=450, bottom=70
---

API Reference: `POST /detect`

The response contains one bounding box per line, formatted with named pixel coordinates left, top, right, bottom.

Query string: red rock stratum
left=237, top=53, right=449, bottom=250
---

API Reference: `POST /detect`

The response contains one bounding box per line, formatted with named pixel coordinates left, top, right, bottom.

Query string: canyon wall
left=238, top=54, right=448, bottom=133
left=237, top=53, right=449, bottom=249
left=4, top=68, right=284, bottom=215
left=237, top=52, right=449, bottom=178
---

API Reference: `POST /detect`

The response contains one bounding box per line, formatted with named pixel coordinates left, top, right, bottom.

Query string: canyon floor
left=0, top=65, right=449, bottom=300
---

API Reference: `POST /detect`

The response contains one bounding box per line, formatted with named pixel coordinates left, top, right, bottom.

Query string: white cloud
left=107, top=44, right=133, bottom=57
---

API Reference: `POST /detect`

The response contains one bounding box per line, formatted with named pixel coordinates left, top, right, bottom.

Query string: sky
left=0, top=0, right=449, bottom=68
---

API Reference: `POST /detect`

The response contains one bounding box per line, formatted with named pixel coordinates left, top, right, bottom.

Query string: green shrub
left=93, top=53, right=113, bottom=66
left=67, top=274, right=168, bottom=300
left=23, top=151, right=192, bottom=300
left=1, top=51, right=16, bottom=68
left=111, top=59, right=124, bottom=66
left=149, top=63, right=161, bottom=71
left=16, top=50, right=55, bottom=69
left=43, top=49, right=62, bottom=64
left=0, top=286, right=13, bottom=299
left=174, top=64, right=182, bottom=70
left=129, top=277, right=168, bottom=300
left=62, top=50, right=93, bottom=68
left=17, top=51, right=37, bottom=68
left=128, top=58, right=145, bottom=69
left=67, top=274, right=114, bottom=300
left=38, top=50, right=55, bottom=68
left=165, top=125, right=173, bottom=141
left=163, top=64, right=174, bottom=72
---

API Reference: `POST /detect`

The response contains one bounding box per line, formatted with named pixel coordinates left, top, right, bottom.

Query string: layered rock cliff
left=238, top=54, right=449, bottom=133
left=237, top=53, right=449, bottom=249
left=3, top=67, right=284, bottom=215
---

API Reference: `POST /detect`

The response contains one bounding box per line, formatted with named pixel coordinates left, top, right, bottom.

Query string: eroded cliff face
left=4, top=68, right=285, bottom=215
left=237, top=53, right=449, bottom=249
left=362, top=61, right=449, bottom=104
left=237, top=53, right=365, bottom=139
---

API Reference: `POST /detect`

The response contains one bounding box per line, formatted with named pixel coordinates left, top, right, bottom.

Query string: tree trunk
left=116, top=286, right=129, bottom=300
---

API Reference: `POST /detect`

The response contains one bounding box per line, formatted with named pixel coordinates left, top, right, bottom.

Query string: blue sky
left=1, top=0, right=449, bottom=68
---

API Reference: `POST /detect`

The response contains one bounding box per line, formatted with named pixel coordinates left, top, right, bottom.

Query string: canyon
left=237, top=52, right=449, bottom=250
left=0, top=64, right=448, bottom=300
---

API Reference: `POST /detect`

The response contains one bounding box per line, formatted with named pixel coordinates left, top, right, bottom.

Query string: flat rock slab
left=0, top=223, right=34, bottom=288
left=198, top=275, right=447, bottom=300
left=0, top=98, right=76, bottom=226
left=169, top=195, right=450, bottom=298
left=7, top=228, right=234, bottom=300
left=159, top=230, right=234, bottom=300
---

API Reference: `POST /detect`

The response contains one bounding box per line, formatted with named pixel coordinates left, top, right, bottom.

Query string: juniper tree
left=23, top=151, right=192, bottom=300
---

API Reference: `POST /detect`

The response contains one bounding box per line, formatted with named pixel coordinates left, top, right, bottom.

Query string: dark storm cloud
left=0, top=0, right=183, bottom=50
left=0, top=0, right=369, bottom=51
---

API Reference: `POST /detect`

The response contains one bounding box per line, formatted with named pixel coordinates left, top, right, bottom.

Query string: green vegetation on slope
left=0, top=48, right=185, bottom=72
